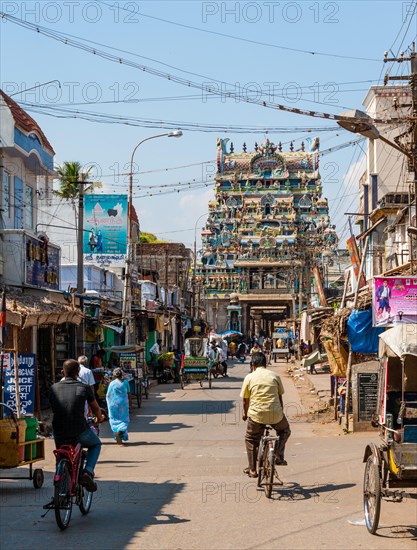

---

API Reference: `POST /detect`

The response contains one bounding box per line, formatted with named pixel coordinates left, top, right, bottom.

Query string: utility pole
left=384, top=45, right=417, bottom=274
left=165, top=244, right=169, bottom=349
left=77, top=179, right=85, bottom=355
left=298, top=266, right=303, bottom=359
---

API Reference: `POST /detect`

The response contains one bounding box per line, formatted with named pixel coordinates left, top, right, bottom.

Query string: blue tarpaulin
left=347, top=309, right=384, bottom=353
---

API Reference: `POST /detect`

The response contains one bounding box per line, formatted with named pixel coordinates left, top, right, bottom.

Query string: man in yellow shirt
left=240, top=352, right=291, bottom=478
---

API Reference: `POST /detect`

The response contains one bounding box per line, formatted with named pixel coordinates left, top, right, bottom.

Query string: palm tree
left=54, top=161, right=100, bottom=201
left=54, top=161, right=102, bottom=233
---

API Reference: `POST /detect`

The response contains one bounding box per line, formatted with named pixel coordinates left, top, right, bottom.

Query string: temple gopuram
left=195, top=137, right=338, bottom=336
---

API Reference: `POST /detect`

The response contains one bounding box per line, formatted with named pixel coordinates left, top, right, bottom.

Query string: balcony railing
left=249, top=288, right=291, bottom=294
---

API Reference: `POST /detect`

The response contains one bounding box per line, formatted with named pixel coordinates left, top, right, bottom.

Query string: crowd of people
left=48, top=333, right=295, bottom=493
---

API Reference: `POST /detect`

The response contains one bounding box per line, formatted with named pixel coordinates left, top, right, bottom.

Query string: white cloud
left=179, top=188, right=214, bottom=211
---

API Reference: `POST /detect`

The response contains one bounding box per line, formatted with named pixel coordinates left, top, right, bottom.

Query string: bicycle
left=256, top=425, right=283, bottom=498
left=43, top=417, right=103, bottom=530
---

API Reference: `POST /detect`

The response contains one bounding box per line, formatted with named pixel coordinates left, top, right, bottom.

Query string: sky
left=1, top=0, right=415, bottom=250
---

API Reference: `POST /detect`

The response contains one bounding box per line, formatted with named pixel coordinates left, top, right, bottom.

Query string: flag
left=0, top=290, right=6, bottom=348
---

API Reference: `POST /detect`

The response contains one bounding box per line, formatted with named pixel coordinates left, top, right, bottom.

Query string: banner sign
left=0, top=290, right=6, bottom=348
left=3, top=353, right=36, bottom=416
left=346, top=236, right=366, bottom=288
left=313, top=266, right=327, bottom=307
left=83, top=194, right=127, bottom=262
left=25, top=236, right=60, bottom=290
left=372, top=276, right=417, bottom=327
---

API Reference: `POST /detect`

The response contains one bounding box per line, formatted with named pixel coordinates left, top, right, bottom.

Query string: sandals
left=243, top=467, right=258, bottom=478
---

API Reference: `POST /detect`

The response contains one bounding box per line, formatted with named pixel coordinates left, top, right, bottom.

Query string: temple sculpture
left=195, top=138, right=338, bottom=334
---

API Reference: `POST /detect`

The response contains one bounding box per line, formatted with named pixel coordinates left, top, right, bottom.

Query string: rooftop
left=0, top=89, right=55, bottom=154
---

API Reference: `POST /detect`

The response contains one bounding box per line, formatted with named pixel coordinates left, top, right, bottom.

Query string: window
left=25, top=185, right=33, bottom=228
left=14, top=177, right=23, bottom=229
left=2, top=171, right=10, bottom=216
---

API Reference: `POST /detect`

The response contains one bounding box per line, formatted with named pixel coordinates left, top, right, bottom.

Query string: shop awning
left=105, top=344, right=144, bottom=353
left=5, top=293, right=83, bottom=329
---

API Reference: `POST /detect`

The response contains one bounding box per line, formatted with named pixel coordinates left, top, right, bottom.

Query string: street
left=0, top=359, right=416, bottom=550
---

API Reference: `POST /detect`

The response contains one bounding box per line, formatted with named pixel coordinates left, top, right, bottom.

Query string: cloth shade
left=347, top=309, right=384, bottom=354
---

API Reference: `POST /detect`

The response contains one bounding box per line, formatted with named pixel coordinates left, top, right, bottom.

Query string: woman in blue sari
left=106, top=368, right=132, bottom=445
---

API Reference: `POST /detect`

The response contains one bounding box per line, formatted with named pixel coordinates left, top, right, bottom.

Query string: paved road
left=1, top=360, right=416, bottom=549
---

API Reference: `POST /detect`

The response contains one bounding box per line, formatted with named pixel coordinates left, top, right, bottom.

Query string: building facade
left=0, top=90, right=83, bottom=412
left=355, top=85, right=415, bottom=278
left=196, top=138, right=338, bottom=336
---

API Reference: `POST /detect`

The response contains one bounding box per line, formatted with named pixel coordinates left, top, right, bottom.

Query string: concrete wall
left=363, top=86, right=413, bottom=201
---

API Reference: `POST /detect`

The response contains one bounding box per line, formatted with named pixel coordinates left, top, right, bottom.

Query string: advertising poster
left=25, top=236, right=60, bottom=290
left=119, top=353, right=137, bottom=371
left=3, top=353, right=36, bottom=416
left=372, top=276, right=417, bottom=327
left=83, top=194, right=128, bottom=263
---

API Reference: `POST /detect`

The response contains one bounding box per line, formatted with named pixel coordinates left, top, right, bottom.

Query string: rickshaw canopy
left=105, top=344, right=144, bottom=353
left=184, top=338, right=208, bottom=357
left=378, top=324, right=417, bottom=359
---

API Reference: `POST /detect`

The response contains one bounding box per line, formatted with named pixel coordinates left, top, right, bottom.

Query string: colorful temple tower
left=196, top=138, right=338, bottom=336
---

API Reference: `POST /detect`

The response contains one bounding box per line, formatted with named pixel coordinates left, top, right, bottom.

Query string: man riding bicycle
left=49, top=359, right=104, bottom=492
left=240, top=351, right=291, bottom=478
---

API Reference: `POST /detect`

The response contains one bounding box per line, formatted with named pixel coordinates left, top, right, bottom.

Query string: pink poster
left=372, top=276, right=417, bottom=327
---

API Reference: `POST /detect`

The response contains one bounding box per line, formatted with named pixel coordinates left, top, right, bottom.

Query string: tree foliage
left=140, top=232, right=165, bottom=243
left=54, top=161, right=102, bottom=200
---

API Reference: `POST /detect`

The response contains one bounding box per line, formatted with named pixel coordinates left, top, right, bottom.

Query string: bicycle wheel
left=54, top=460, right=73, bottom=530
left=266, top=445, right=275, bottom=498
left=78, top=484, right=93, bottom=515
left=364, top=456, right=381, bottom=534
left=78, top=450, right=93, bottom=515
left=263, top=444, right=274, bottom=498
left=144, top=379, right=149, bottom=399
left=257, top=439, right=265, bottom=488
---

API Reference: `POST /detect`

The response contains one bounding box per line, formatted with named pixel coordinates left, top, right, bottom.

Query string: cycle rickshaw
left=363, top=324, right=417, bottom=534
left=180, top=337, right=212, bottom=389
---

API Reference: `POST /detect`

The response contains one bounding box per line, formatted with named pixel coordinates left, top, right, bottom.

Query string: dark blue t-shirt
left=49, top=378, right=95, bottom=440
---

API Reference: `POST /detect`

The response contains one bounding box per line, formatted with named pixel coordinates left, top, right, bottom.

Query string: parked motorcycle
left=210, top=361, right=227, bottom=378
left=157, top=365, right=174, bottom=384
left=236, top=354, right=246, bottom=363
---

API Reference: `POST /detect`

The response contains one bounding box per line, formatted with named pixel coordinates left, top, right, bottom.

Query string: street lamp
left=336, top=109, right=412, bottom=158
left=337, top=107, right=416, bottom=265
left=122, top=130, right=183, bottom=344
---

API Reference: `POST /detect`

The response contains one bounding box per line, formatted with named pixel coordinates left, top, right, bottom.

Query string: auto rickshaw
left=363, top=324, right=417, bottom=534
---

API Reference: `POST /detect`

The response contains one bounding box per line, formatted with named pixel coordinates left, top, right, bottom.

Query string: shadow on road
left=376, top=524, right=417, bottom=541
left=0, top=478, right=188, bottom=547
left=99, top=460, right=147, bottom=464
left=267, top=481, right=356, bottom=502
left=142, top=395, right=236, bottom=418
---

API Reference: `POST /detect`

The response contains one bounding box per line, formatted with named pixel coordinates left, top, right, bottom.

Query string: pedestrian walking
left=106, top=367, right=132, bottom=445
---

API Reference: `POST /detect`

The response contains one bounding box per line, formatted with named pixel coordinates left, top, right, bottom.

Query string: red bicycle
left=43, top=417, right=103, bottom=530
left=53, top=442, right=93, bottom=529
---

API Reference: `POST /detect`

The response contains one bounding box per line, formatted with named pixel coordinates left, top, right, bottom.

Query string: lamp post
left=122, top=130, right=183, bottom=344
left=193, top=212, right=209, bottom=323
left=76, top=171, right=90, bottom=356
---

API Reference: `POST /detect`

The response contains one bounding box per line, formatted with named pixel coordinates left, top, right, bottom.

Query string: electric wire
left=96, top=0, right=380, bottom=62
left=1, top=13, right=381, bottom=123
